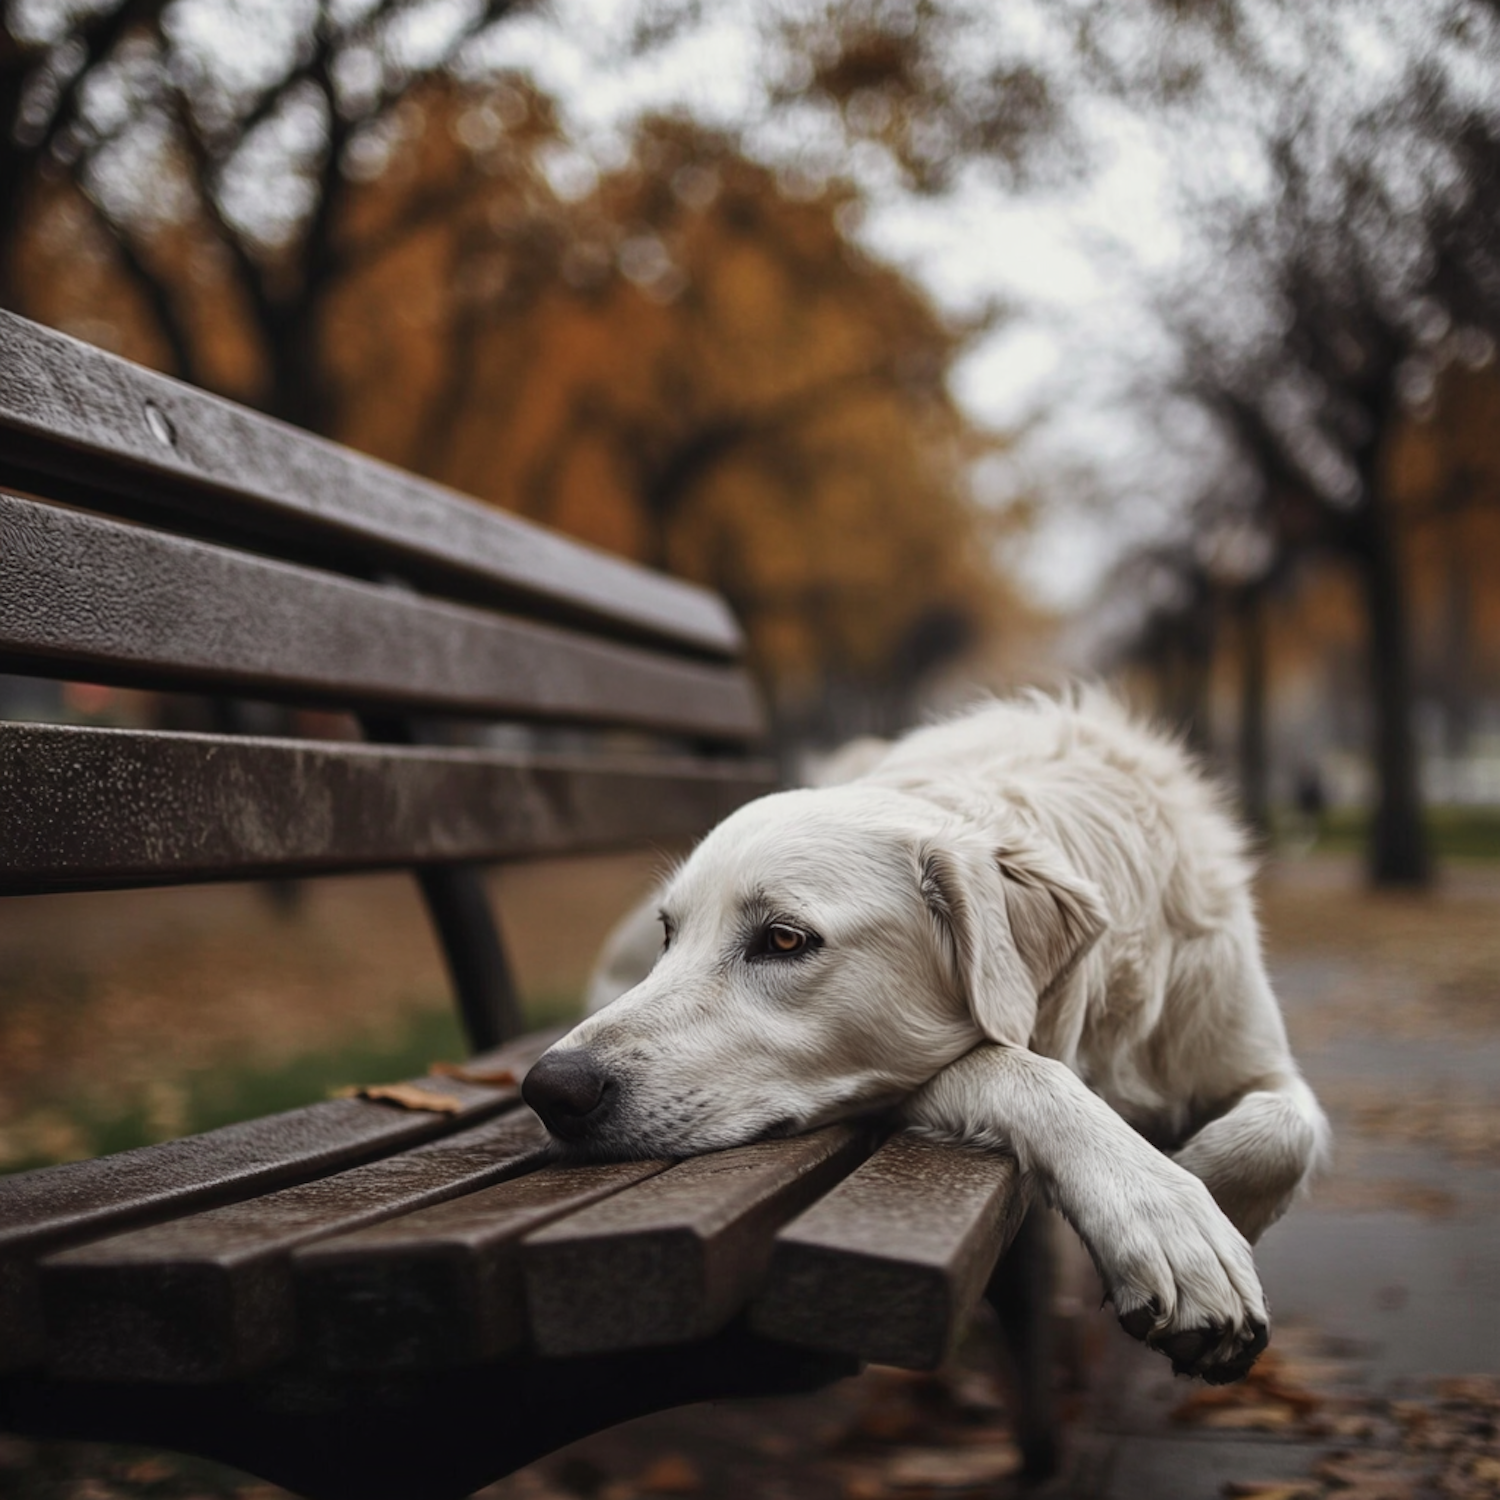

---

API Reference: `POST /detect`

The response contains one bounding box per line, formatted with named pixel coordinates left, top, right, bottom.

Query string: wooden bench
left=0, top=311, right=1042, bottom=1500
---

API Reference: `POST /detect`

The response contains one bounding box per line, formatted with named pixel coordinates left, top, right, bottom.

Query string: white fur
left=540, top=690, right=1330, bottom=1381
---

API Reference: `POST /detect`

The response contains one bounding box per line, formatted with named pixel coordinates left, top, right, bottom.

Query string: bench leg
left=986, top=1204, right=1060, bottom=1481
left=361, top=713, right=523, bottom=1051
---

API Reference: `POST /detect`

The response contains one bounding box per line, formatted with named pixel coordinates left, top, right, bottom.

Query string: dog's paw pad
left=1158, top=1325, right=1224, bottom=1373
left=1173, top=1317, right=1269, bottom=1383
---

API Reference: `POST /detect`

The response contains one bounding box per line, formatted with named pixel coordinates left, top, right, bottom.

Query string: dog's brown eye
left=766, top=924, right=806, bottom=955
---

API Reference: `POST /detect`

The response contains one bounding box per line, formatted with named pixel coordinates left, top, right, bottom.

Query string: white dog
left=523, top=691, right=1328, bottom=1384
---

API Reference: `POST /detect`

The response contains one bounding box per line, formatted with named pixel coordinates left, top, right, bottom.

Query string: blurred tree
left=1389, top=360, right=1500, bottom=760
left=2, top=0, right=521, bottom=432
left=327, top=106, right=1018, bottom=733
left=1159, top=11, right=1500, bottom=887
left=1098, top=513, right=1278, bottom=837
left=768, top=0, right=1500, bottom=884
left=14, top=41, right=1023, bottom=735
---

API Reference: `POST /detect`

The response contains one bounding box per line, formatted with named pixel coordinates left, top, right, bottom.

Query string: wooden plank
left=40, top=1111, right=553, bottom=1383
left=0, top=311, right=740, bottom=657
left=0, top=723, right=775, bottom=894
left=295, top=1159, right=668, bottom=1370
left=0, top=492, right=762, bottom=739
left=522, top=1126, right=874, bottom=1357
left=748, top=1134, right=1029, bottom=1370
left=0, top=1028, right=561, bottom=1374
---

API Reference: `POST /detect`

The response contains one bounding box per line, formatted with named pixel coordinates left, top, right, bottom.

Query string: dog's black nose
left=523, top=1050, right=613, bottom=1141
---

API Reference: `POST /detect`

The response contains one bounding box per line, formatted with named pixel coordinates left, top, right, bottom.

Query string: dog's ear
left=993, top=839, right=1108, bottom=1002
left=919, top=834, right=1106, bottom=1045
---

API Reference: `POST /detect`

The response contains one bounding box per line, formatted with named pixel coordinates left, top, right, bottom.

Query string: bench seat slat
left=0, top=723, right=775, bottom=893
left=294, top=1159, right=668, bottom=1370
left=0, top=493, right=762, bottom=738
left=40, top=1112, right=551, bottom=1384
left=748, top=1134, right=1028, bottom=1371
left=0, top=312, right=739, bottom=658
left=0, top=1029, right=559, bottom=1374
left=521, top=1126, right=875, bottom=1357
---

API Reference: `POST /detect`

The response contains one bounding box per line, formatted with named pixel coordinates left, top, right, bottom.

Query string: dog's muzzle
left=522, top=1049, right=615, bottom=1143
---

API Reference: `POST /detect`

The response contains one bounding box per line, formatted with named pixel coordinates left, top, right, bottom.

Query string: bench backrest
left=0, top=311, right=774, bottom=1047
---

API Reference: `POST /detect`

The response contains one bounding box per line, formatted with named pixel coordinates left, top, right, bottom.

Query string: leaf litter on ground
left=1172, top=1333, right=1500, bottom=1500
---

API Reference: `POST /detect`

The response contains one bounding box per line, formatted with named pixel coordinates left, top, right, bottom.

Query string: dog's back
left=862, top=692, right=1298, bottom=1151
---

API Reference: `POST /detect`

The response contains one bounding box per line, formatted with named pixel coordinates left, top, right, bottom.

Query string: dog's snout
left=523, top=1050, right=614, bottom=1140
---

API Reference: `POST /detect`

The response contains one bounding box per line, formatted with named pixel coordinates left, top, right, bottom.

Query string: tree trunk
left=1236, top=582, right=1270, bottom=841
left=264, top=299, right=336, bottom=436
left=1352, top=487, right=1431, bottom=887
left=0, top=48, right=31, bottom=313
left=1171, top=585, right=1216, bottom=759
left=1440, top=505, right=1473, bottom=760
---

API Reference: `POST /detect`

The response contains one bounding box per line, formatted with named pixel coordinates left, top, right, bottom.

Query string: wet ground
left=2, top=853, right=1498, bottom=1499
left=1059, top=857, right=1500, bottom=1500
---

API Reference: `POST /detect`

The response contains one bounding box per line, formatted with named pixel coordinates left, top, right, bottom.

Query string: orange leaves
left=325, top=103, right=1019, bottom=700
left=332, top=1082, right=466, bottom=1114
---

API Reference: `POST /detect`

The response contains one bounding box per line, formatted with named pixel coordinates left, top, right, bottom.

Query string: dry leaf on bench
left=428, top=1061, right=519, bottom=1087
left=333, top=1082, right=464, bottom=1113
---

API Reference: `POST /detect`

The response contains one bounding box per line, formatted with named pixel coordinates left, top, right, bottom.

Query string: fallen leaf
left=1312, top=1451, right=1423, bottom=1498
left=1195, top=1403, right=1300, bottom=1431
left=1436, top=1377, right=1500, bottom=1403
left=881, top=1441, right=1022, bottom=1488
left=1223, top=1483, right=1321, bottom=1499
left=1317, top=1486, right=1417, bottom=1500
left=428, top=1061, right=518, bottom=1086
left=1307, top=1410, right=1379, bottom=1440
left=635, top=1453, right=702, bottom=1493
left=332, top=1082, right=464, bottom=1113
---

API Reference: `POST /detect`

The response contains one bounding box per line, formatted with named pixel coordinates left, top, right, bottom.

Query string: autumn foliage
left=14, top=78, right=1022, bottom=730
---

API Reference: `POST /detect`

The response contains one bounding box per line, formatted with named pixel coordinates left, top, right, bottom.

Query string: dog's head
left=523, top=784, right=1105, bottom=1158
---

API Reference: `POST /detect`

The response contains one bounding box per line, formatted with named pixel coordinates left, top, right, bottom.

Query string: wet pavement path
left=1060, top=858, right=1500, bottom=1499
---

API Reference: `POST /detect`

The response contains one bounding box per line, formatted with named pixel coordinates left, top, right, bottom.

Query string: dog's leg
left=904, top=1044, right=1269, bottom=1383
left=986, top=1206, right=1058, bottom=1479
left=1173, top=1076, right=1328, bottom=1243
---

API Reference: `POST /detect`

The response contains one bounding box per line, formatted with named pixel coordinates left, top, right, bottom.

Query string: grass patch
left=0, top=989, right=584, bottom=1176
left=1275, top=806, right=1500, bottom=860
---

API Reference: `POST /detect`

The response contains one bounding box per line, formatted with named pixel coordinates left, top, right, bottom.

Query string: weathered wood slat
left=41, top=1111, right=552, bottom=1383
left=748, top=1134, right=1029, bottom=1370
left=522, top=1126, right=875, bottom=1357
left=0, top=312, right=740, bottom=658
left=0, top=493, right=762, bottom=738
left=295, top=1159, right=667, bottom=1370
left=0, top=723, right=775, bottom=894
left=0, top=1029, right=560, bottom=1374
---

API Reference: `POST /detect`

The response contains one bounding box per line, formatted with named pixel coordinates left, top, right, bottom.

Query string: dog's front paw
left=1082, top=1166, right=1270, bottom=1383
